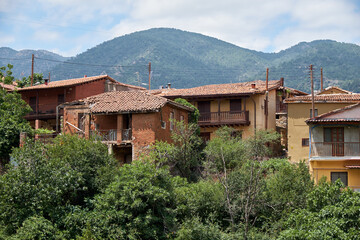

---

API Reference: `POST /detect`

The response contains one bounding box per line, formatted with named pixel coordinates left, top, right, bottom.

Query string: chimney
left=251, top=83, right=256, bottom=89
left=280, top=77, right=284, bottom=87
left=44, top=79, right=48, bottom=85
left=167, top=83, right=171, bottom=89
left=84, top=75, right=87, bottom=78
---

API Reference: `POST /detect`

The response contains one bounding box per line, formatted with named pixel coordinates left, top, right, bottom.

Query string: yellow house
left=285, top=89, right=360, bottom=163
left=306, top=103, right=360, bottom=190
left=158, top=79, right=306, bottom=141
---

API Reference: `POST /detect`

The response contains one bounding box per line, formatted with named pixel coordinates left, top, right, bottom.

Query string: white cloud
left=2, top=0, right=360, bottom=54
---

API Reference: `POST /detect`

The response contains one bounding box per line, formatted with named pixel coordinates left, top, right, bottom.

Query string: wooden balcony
left=90, top=129, right=132, bottom=143
left=198, top=111, right=249, bottom=127
left=25, top=103, right=63, bottom=120
left=310, top=142, right=360, bottom=160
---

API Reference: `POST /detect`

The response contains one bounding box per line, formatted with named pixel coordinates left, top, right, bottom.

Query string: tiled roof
left=158, top=80, right=282, bottom=98
left=306, top=103, right=360, bottom=123
left=318, top=86, right=352, bottom=95
left=279, top=86, right=308, bottom=96
left=75, top=91, right=193, bottom=114
left=17, top=75, right=146, bottom=91
left=285, top=94, right=360, bottom=103
left=0, top=82, right=16, bottom=91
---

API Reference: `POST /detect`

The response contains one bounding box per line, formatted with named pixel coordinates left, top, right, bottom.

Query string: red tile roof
left=73, top=91, right=193, bottom=114
left=17, top=75, right=146, bottom=91
left=318, top=86, right=352, bottom=95
left=285, top=94, right=360, bottom=103
left=0, top=82, right=16, bottom=91
left=306, top=103, right=360, bottom=123
left=157, top=80, right=282, bottom=98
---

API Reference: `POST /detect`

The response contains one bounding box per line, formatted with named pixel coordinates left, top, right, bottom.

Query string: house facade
left=306, top=103, right=360, bottom=190
left=63, top=91, right=193, bottom=163
left=285, top=90, right=360, bottom=163
left=17, top=75, right=144, bottom=132
left=157, top=79, right=306, bottom=142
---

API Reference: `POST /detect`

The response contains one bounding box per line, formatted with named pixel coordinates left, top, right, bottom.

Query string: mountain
left=0, top=47, right=69, bottom=80
left=2, top=28, right=360, bottom=92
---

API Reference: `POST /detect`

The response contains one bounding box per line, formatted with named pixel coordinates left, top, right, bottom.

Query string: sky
left=1, top=0, right=360, bottom=57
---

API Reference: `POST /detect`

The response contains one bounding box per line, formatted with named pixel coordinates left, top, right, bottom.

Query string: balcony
left=90, top=129, right=132, bottom=143
left=310, top=142, right=360, bottom=160
left=198, top=111, right=249, bottom=127
left=26, top=103, right=63, bottom=120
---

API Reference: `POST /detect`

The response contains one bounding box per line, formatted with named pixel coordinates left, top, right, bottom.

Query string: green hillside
left=0, top=47, right=68, bottom=79
left=2, top=28, right=360, bottom=92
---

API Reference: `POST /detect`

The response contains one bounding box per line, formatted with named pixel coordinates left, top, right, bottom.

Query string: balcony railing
left=310, top=142, right=360, bottom=158
left=90, top=129, right=132, bottom=142
left=198, top=111, right=249, bottom=126
left=26, top=103, right=63, bottom=119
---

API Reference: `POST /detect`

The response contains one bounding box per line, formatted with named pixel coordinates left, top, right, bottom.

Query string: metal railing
left=199, top=111, right=249, bottom=125
left=90, top=129, right=132, bottom=142
left=310, top=142, right=360, bottom=158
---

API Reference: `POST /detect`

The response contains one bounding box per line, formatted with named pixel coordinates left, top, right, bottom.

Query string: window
left=310, top=109, right=318, bottom=118
left=200, top=132, right=211, bottom=142
left=29, top=96, right=37, bottom=113
left=231, top=130, right=242, bottom=139
left=230, top=99, right=242, bottom=112
left=170, top=112, right=175, bottom=130
left=58, top=94, right=65, bottom=105
left=180, top=115, right=184, bottom=122
left=302, top=138, right=309, bottom=146
left=78, top=113, right=85, bottom=131
left=331, top=172, right=348, bottom=186
left=161, top=121, right=166, bottom=129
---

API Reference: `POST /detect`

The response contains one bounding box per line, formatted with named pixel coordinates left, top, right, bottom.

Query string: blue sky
left=1, top=0, right=360, bottom=57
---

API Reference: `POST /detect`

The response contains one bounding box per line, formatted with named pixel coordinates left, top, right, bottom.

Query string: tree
left=88, top=161, right=177, bottom=240
left=0, top=88, right=32, bottom=167
left=174, top=98, right=200, bottom=124
left=148, top=121, right=203, bottom=182
left=278, top=180, right=360, bottom=240
left=17, top=73, right=44, bottom=88
left=0, top=135, right=117, bottom=239
left=204, top=127, right=280, bottom=239
left=0, top=64, right=15, bottom=85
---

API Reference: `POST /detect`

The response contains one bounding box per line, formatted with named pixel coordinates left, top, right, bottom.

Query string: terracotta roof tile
left=158, top=80, right=282, bottom=98
left=318, top=86, right=352, bottom=95
left=76, top=91, right=193, bottom=114
left=17, top=75, right=146, bottom=91
left=0, top=82, right=16, bottom=91
left=285, top=94, right=360, bottom=103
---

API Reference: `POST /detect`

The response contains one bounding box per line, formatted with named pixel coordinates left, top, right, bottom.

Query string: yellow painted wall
left=197, top=89, right=278, bottom=140
left=287, top=102, right=351, bottom=163
left=311, top=160, right=360, bottom=190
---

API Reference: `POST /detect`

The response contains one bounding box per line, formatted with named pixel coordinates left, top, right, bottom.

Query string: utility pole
left=310, top=65, right=315, bottom=118
left=320, top=67, right=323, bottom=91
left=48, top=72, right=51, bottom=82
left=31, top=54, right=34, bottom=86
left=265, top=68, right=269, bottom=130
left=148, top=62, right=151, bottom=90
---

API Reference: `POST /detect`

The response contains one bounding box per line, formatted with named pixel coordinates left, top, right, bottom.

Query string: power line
left=34, top=56, right=148, bottom=68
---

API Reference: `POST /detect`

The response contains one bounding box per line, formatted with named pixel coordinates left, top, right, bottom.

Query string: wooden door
left=198, top=101, right=211, bottom=121
left=325, top=127, right=344, bottom=156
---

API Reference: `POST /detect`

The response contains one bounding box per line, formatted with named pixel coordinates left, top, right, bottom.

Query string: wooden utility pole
left=310, top=65, right=315, bottom=118
left=265, top=68, right=269, bottom=129
left=320, top=67, right=323, bottom=91
left=148, top=62, right=151, bottom=90
left=48, top=72, right=51, bottom=82
left=31, top=54, right=34, bottom=86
